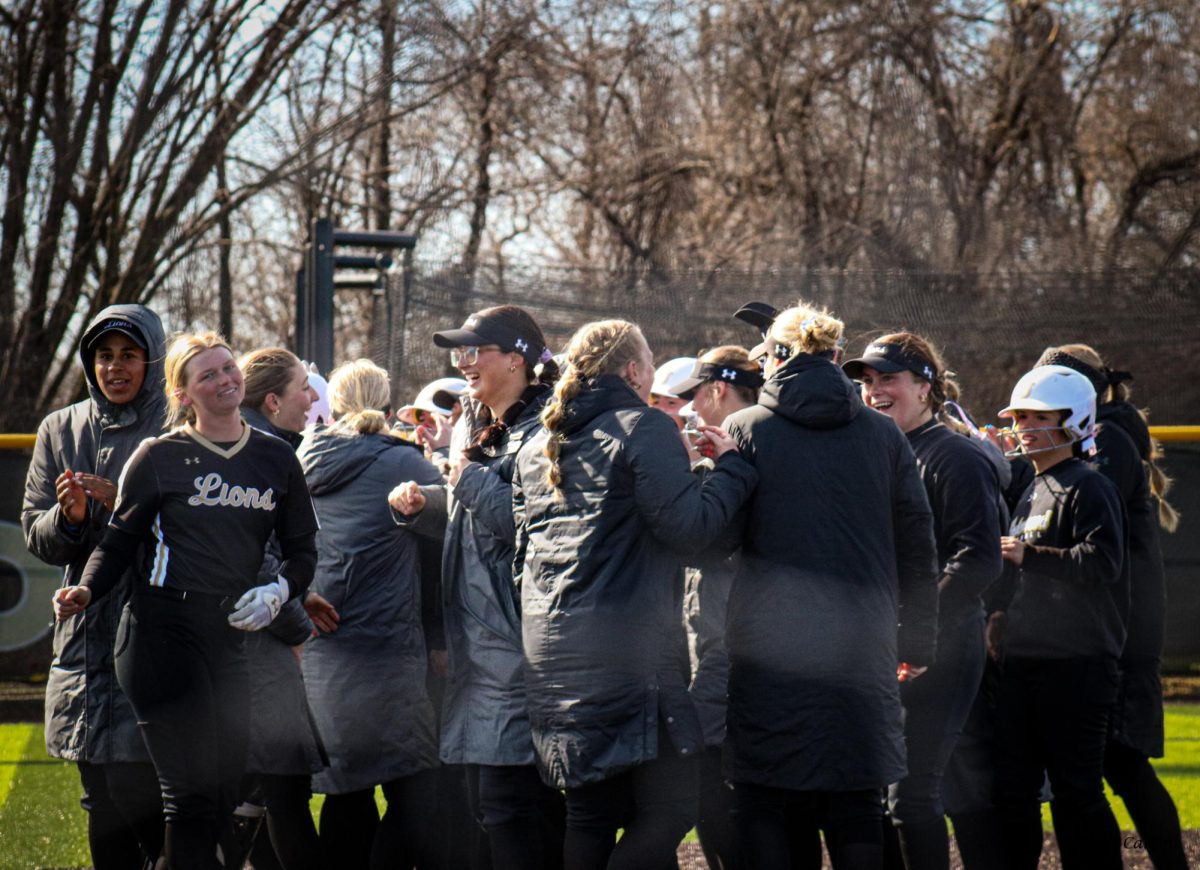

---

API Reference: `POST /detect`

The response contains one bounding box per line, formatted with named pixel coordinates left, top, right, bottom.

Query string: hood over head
left=78, top=304, right=167, bottom=425
left=759, top=353, right=862, bottom=430
left=298, top=426, right=405, bottom=495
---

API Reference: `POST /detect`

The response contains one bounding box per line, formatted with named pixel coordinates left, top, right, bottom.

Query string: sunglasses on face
left=449, top=345, right=500, bottom=367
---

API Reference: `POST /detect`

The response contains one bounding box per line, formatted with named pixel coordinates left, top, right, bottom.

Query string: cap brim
left=672, top=376, right=705, bottom=400
left=841, top=355, right=907, bottom=380
left=87, top=326, right=147, bottom=351
left=432, top=328, right=487, bottom=348
left=734, top=302, right=779, bottom=332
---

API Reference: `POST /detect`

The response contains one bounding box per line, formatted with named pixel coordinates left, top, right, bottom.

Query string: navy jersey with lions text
left=110, top=424, right=319, bottom=597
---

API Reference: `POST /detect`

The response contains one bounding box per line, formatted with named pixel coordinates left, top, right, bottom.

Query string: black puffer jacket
left=1092, top=401, right=1165, bottom=661
left=1092, top=401, right=1168, bottom=756
left=514, top=375, right=757, bottom=789
left=723, top=353, right=939, bottom=791
left=23, top=305, right=166, bottom=763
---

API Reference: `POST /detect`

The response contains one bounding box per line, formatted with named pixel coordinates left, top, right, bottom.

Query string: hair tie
left=539, top=347, right=554, bottom=363
left=801, top=316, right=817, bottom=331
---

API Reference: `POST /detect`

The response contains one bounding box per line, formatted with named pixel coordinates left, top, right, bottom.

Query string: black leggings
left=77, top=760, right=164, bottom=869
left=695, top=746, right=739, bottom=870
left=563, top=749, right=698, bottom=870
left=732, top=783, right=881, bottom=870
left=468, top=763, right=565, bottom=870
left=241, top=773, right=321, bottom=870
left=1104, top=740, right=1189, bottom=870
left=993, top=657, right=1122, bottom=870
left=116, top=593, right=249, bottom=870
left=319, top=788, right=377, bottom=869
left=318, top=771, right=438, bottom=870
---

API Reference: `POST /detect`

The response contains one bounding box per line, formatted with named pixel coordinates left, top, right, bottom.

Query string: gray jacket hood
left=759, top=352, right=862, bottom=430
left=78, top=304, right=167, bottom=426
left=299, top=426, right=410, bottom=495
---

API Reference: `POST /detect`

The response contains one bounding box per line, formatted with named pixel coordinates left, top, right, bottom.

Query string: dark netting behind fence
left=376, top=261, right=1200, bottom=426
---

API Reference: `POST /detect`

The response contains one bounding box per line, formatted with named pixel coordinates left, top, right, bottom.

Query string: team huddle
left=26, top=298, right=1184, bottom=870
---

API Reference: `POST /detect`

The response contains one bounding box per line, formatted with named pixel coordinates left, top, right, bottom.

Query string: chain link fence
left=374, top=261, right=1200, bottom=427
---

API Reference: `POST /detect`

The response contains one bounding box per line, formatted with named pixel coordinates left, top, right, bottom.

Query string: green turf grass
left=1, top=705, right=1197, bottom=867
left=0, top=723, right=90, bottom=869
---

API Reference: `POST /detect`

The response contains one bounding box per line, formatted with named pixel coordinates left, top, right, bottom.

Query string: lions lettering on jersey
left=188, top=472, right=277, bottom=510
left=1016, top=509, right=1054, bottom=538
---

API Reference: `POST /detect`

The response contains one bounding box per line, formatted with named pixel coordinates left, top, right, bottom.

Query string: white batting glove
left=227, top=578, right=289, bottom=631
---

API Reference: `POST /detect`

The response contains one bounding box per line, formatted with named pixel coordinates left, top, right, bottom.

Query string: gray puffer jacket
left=23, top=304, right=166, bottom=763
left=514, top=375, right=758, bottom=789
left=298, top=426, right=443, bottom=793
left=395, top=392, right=549, bottom=766
left=241, top=406, right=325, bottom=776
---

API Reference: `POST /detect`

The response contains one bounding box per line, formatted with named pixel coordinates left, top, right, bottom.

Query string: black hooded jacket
left=514, top=375, right=757, bottom=788
left=23, top=304, right=167, bottom=763
left=1091, top=401, right=1166, bottom=661
left=722, top=353, right=939, bottom=791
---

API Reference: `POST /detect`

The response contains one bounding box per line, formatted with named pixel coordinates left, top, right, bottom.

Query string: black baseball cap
left=86, top=318, right=148, bottom=351
left=433, top=310, right=548, bottom=366
left=672, top=360, right=765, bottom=400
left=842, top=341, right=936, bottom=382
left=733, top=302, right=780, bottom=339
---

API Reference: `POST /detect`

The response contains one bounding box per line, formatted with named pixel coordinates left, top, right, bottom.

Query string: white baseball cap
left=651, top=357, right=698, bottom=398
left=396, top=377, right=468, bottom=425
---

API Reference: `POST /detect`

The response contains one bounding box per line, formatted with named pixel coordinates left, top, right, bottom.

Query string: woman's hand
left=448, top=454, right=472, bottom=488
left=986, top=611, right=1007, bottom=662
left=1000, top=536, right=1025, bottom=566
left=388, top=481, right=426, bottom=516
left=679, top=428, right=704, bottom=462
left=52, top=585, right=91, bottom=620
left=897, top=662, right=929, bottom=682
left=695, top=425, right=737, bottom=459
left=415, top=414, right=452, bottom=458
left=72, top=473, right=117, bottom=512
left=304, top=591, right=340, bottom=635
left=55, top=471, right=88, bottom=526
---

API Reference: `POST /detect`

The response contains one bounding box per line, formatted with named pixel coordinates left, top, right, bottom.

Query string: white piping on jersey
left=149, top=515, right=169, bottom=587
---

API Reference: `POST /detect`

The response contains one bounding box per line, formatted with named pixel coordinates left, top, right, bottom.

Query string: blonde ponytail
left=328, top=359, right=391, bottom=436
left=770, top=301, right=844, bottom=357
left=540, top=320, right=647, bottom=497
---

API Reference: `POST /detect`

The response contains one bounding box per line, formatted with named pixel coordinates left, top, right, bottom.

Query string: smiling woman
left=50, top=331, right=321, bottom=870
left=20, top=304, right=169, bottom=869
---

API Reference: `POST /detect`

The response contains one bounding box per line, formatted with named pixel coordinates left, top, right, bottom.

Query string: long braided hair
left=540, top=319, right=648, bottom=497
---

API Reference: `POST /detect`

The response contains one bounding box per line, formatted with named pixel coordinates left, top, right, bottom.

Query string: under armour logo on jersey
left=184, top=457, right=200, bottom=465
left=515, top=338, right=528, bottom=352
